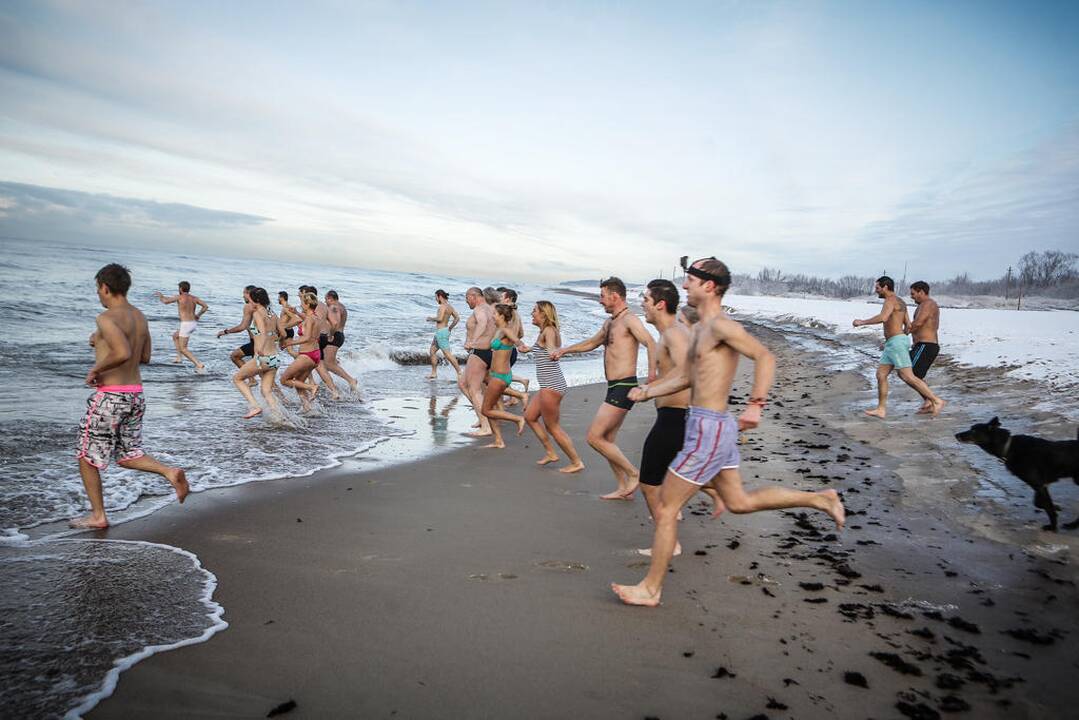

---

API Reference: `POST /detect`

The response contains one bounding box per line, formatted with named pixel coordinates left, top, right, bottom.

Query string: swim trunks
left=510, top=348, right=519, bottom=367
left=328, top=331, right=345, bottom=348
left=318, top=333, right=329, bottom=351
left=640, top=407, right=687, bottom=486
left=470, top=348, right=493, bottom=368
left=284, top=327, right=295, bottom=339
left=301, top=349, right=322, bottom=365
left=434, top=327, right=451, bottom=351
left=605, top=376, right=639, bottom=410
left=490, top=370, right=513, bottom=385
left=669, top=406, right=739, bottom=485
left=879, top=334, right=913, bottom=369
left=239, top=341, right=254, bottom=358
left=76, top=386, right=146, bottom=469
left=178, top=320, right=198, bottom=338
left=910, top=342, right=940, bottom=379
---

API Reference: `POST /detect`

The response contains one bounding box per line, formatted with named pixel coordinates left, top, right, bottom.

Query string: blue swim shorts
left=434, top=327, right=451, bottom=351
left=879, top=334, right=913, bottom=369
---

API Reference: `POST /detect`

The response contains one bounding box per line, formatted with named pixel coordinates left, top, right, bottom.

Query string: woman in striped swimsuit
left=518, top=301, right=585, bottom=473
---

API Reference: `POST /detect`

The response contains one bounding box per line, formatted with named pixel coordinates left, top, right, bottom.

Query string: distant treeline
left=734, top=250, right=1079, bottom=299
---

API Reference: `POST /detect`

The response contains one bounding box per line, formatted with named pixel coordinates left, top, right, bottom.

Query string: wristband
left=747, top=397, right=766, bottom=407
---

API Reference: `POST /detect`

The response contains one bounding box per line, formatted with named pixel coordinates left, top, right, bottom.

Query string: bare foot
left=637, top=543, right=681, bottom=558
left=426, top=374, right=437, bottom=380
left=930, top=398, right=946, bottom=416
left=195, top=364, right=206, bottom=374
left=864, top=407, right=886, bottom=419
left=611, top=582, right=661, bottom=607
left=482, top=441, right=505, bottom=449
left=68, top=515, right=109, bottom=530
left=559, top=461, right=585, bottom=474
left=466, top=429, right=493, bottom=438
left=166, top=468, right=189, bottom=504
left=915, top=402, right=933, bottom=415
left=537, top=455, right=559, bottom=465
left=172, top=357, right=182, bottom=364
left=243, top=407, right=263, bottom=420
left=516, top=418, right=526, bottom=436
left=601, top=488, right=635, bottom=501
left=620, top=478, right=640, bottom=499
left=818, top=488, right=844, bottom=529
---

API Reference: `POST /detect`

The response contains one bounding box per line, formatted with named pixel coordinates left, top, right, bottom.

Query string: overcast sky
left=2, top=0, right=1077, bottom=282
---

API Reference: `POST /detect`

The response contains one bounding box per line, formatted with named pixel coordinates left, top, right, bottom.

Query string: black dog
left=956, top=417, right=1079, bottom=531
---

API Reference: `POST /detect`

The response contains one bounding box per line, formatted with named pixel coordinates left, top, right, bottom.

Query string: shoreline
left=78, top=328, right=1079, bottom=718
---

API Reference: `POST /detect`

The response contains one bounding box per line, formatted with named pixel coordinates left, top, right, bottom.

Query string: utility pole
left=1017, top=279, right=1023, bottom=310
left=1004, top=266, right=1012, bottom=301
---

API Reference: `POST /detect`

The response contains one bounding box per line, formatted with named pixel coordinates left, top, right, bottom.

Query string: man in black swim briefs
left=908, top=281, right=942, bottom=414
left=323, top=289, right=359, bottom=393
left=218, top=285, right=258, bottom=378
left=551, top=276, right=655, bottom=499
left=460, top=286, right=497, bottom=436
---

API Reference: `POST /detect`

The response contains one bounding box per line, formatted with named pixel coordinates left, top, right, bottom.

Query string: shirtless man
left=853, top=276, right=944, bottom=418
left=155, top=281, right=208, bottom=372
left=908, top=281, right=941, bottom=414
left=635, top=280, right=724, bottom=557
left=459, top=286, right=497, bottom=435
left=71, top=264, right=188, bottom=529
left=219, top=285, right=257, bottom=374
left=323, top=290, right=359, bottom=393
left=427, top=289, right=462, bottom=379
left=551, top=277, right=656, bottom=499
left=611, top=258, right=844, bottom=607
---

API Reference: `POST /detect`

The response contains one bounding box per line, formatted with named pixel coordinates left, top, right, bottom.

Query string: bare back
left=176, top=293, right=198, bottom=322
left=912, top=298, right=940, bottom=343
left=602, top=311, right=643, bottom=379
left=329, top=302, right=348, bottom=332
left=466, top=303, right=496, bottom=350
left=95, top=305, right=150, bottom=386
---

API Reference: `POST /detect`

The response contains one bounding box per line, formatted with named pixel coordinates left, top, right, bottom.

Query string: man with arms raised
left=551, top=277, right=656, bottom=499
left=323, top=289, right=359, bottom=394
left=155, top=280, right=208, bottom=372
left=427, top=289, right=462, bottom=379
left=908, top=281, right=941, bottom=414
left=72, top=264, right=188, bottom=529
left=853, top=276, right=944, bottom=418
left=459, top=286, right=496, bottom=436
left=612, top=258, right=843, bottom=607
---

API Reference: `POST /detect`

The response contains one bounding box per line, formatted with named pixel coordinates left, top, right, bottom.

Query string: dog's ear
left=989, top=417, right=1000, bottom=427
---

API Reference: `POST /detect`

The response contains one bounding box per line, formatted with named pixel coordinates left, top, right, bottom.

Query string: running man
left=72, top=264, right=188, bottom=529
left=908, top=281, right=941, bottom=414
left=611, top=258, right=844, bottom=607
left=635, top=280, right=724, bottom=558
left=323, top=290, right=359, bottom=393
left=155, top=281, right=208, bottom=372
left=551, top=277, right=656, bottom=499
left=853, top=276, right=945, bottom=418
left=427, top=289, right=462, bottom=379
left=459, top=286, right=496, bottom=436
left=218, top=285, right=258, bottom=376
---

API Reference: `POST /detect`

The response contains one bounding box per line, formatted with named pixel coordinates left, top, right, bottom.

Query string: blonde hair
left=534, top=300, right=560, bottom=330
left=301, top=292, right=319, bottom=311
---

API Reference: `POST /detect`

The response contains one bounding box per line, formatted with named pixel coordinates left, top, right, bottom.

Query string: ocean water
left=0, top=238, right=618, bottom=717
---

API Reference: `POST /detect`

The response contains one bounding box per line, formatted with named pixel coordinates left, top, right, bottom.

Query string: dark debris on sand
left=711, top=666, right=737, bottom=679
left=1001, top=627, right=1062, bottom=645
left=844, top=671, right=869, bottom=688
left=870, top=651, right=923, bottom=676
left=267, top=699, right=297, bottom=717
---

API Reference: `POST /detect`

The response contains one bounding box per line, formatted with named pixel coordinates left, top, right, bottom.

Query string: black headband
left=686, top=265, right=729, bottom=286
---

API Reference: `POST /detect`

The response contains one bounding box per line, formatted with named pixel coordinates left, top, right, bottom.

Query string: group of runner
left=73, top=258, right=946, bottom=608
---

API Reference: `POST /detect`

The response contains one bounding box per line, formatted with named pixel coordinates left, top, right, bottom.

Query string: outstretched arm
left=853, top=298, right=893, bottom=327
left=549, top=325, right=606, bottom=361
left=155, top=292, right=179, bottom=304
left=217, top=303, right=255, bottom=337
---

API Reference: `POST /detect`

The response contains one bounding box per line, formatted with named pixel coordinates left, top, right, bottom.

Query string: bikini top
left=250, top=309, right=278, bottom=338
left=491, top=337, right=514, bottom=352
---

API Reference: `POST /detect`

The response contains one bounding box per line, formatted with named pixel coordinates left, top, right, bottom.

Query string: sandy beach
left=83, top=325, right=1078, bottom=719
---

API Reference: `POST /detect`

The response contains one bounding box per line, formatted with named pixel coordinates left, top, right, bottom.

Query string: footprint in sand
left=535, top=560, right=588, bottom=572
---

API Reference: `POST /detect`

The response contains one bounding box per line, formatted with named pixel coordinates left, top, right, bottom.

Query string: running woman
left=279, top=292, right=323, bottom=411
left=230, top=288, right=282, bottom=419
left=517, top=300, right=584, bottom=472
left=479, top=303, right=527, bottom=448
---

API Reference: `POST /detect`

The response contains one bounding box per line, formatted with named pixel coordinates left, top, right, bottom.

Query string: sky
left=1, top=0, right=1078, bottom=283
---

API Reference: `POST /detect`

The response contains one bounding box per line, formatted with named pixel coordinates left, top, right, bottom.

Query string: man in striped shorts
left=612, top=258, right=845, bottom=607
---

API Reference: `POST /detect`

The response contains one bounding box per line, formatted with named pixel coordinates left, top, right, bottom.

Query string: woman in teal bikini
left=229, top=287, right=282, bottom=419
left=480, top=304, right=527, bottom=448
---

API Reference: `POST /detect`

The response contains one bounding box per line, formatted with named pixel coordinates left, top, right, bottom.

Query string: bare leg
left=700, top=484, right=727, bottom=518
left=324, top=345, right=358, bottom=392
left=482, top=380, right=525, bottom=445
left=428, top=341, right=439, bottom=379
left=462, top=355, right=491, bottom=435
left=539, top=390, right=584, bottom=472
left=70, top=458, right=110, bottom=528
left=232, top=360, right=263, bottom=417
left=865, top=365, right=890, bottom=418
left=229, top=347, right=247, bottom=370
left=897, top=368, right=945, bottom=415
left=118, top=454, right=189, bottom=504
left=712, top=467, right=844, bottom=527
left=177, top=336, right=204, bottom=371
left=524, top=392, right=558, bottom=464
left=171, top=332, right=183, bottom=363
left=441, top=349, right=462, bottom=377
left=612, top=471, right=699, bottom=606
left=258, top=368, right=281, bottom=414
left=315, top=359, right=340, bottom=399
left=637, top=483, right=681, bottom=557
left=586, top=404, right=637, bottom=498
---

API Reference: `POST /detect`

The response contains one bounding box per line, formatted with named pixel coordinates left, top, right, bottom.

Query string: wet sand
left=88, top=328, right=1078, bottom=719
